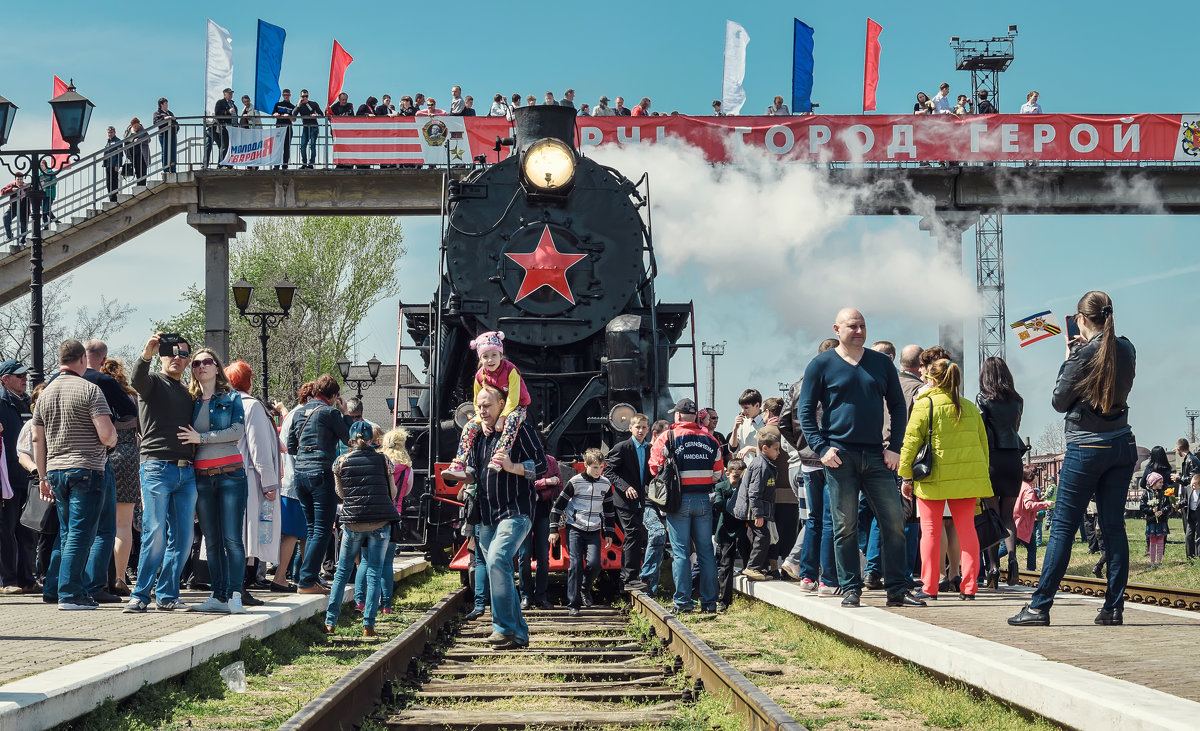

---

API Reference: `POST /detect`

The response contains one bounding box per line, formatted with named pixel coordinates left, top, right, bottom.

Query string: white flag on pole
left=205, top=20, right=233, bottom=120
left=722, top=20, right=750, bottom=115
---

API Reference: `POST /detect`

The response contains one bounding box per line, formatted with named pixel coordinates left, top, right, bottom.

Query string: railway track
left=280, top=586, right=803, bottom=731
left=1015, top=570, right=1200, bottom=610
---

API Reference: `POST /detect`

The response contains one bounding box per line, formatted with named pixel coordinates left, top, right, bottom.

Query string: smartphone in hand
left=1064, top=315, right=1081, bottom=341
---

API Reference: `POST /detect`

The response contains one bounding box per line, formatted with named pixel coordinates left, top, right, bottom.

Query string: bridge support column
left=919, top=212, right=978, bottom=365
left=187, top=212, right=247, bottom=362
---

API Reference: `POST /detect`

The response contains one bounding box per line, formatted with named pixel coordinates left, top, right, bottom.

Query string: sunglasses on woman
left=191, top=357, right=216, bottom=369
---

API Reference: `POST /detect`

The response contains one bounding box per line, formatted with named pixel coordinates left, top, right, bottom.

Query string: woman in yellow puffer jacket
left=899, top=358, right=994, bottom=600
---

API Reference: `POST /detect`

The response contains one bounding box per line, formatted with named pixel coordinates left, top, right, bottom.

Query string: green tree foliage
left=156, top=216, right=405, bottom=402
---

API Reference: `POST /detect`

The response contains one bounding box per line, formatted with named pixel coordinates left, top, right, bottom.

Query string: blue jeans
left=472, top=524, right=490, bottom=611
left=478, top=515, right=532, bottom=642
left=798, top=469, right=837, bottom=586
left=327, top=525, right=390, bottom=628
left=665, top=492, right=717, bottom=611
left=48, top=469, right=105, bottom=604
left=1031, top=434, right=1137, bottom=613
left=300, top=125, right=319, bottom=165
left=195, top=468, right=248, bottom=601
left=826, top=449, right=908, bottom=597
left=639, top=506, right=667, bottom=593
left=519, top=504, right=551, bottom=603
left=159, top=132, right=177, bottom=172
left=905, top=522, right=920, bottom=580
left=566, top=527, right=601, bottom=609
left=133, top=461, right=197, bottom=605
left=84, top=463, right=116, bottom=595
left=355, top=541, right=397, bottom=609
left=860, top=496, right=881, bottom=576
left=295, top=465, right=336, bottom=588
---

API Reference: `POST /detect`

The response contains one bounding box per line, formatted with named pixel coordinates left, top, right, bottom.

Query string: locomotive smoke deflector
left=513, top=105, right=578, bottom=196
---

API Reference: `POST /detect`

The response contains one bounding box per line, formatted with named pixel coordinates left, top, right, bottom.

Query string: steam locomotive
left=395, top=105, right=696, bottom=567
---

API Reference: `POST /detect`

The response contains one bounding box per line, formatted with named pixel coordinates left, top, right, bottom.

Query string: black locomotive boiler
left=395, top=105, right=696, bottom=563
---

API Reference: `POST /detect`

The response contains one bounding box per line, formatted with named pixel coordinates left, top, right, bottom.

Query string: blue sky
left=2, top=1, right=1196, bottom=451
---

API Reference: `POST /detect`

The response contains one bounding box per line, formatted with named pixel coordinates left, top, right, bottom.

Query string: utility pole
left=1187, top=408, right=1200, bottom=443
left=700, top=341, right=726, bottom=409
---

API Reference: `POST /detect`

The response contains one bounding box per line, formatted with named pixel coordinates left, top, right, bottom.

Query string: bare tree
left=1035, top=421, right=1066, bottom=455
left=0, top=277, right=133, bottom=374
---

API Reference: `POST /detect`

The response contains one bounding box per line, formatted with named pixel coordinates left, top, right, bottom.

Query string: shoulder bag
left=911, top=397, right=935, bottom=481
left=20, top=478, right=58, bottom=534
left=645, top=431, right=682, bottom=514
left=974, top=500, right=1010, bottom=550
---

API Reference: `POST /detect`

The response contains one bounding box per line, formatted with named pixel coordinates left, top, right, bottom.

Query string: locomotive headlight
left=453, top=401, right=476, bottom=429
left=522, top=138, right=575, bottom=190
left=608, top=403, right=637, bottom=433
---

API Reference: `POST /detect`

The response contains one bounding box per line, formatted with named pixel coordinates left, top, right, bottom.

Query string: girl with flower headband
left=441, top=330, right=531, bottom=483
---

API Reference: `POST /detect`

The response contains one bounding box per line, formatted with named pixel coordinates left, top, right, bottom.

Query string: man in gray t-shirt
left=33, top=339, right=116, bottom=610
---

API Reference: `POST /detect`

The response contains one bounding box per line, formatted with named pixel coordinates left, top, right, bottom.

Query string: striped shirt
left=32, top=371, right=111, bottom=472
left=551, top=472, right=616, bottom=536
left=468, top=421, right=547, bottom=525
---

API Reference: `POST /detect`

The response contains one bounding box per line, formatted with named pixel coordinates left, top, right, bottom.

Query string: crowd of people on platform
left=0, top=288, right=1150, bottom=643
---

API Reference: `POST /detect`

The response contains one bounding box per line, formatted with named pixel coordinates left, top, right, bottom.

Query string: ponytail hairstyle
left=1075, top=290, right=1118, bottom=413
left=926, top=358, right=963, bottom=422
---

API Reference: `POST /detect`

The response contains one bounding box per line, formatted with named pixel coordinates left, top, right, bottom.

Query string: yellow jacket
left=898, top=387, right=994, bottom=501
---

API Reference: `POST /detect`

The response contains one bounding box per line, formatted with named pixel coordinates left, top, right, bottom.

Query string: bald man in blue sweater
left=798, top=308, right=926, bottom=609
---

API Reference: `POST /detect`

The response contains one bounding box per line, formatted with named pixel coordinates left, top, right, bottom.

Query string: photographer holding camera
left=124, top=333, right=198, bottom=613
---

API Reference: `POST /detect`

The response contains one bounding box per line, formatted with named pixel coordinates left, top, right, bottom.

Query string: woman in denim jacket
left=179, top=348, right=247, bottom=614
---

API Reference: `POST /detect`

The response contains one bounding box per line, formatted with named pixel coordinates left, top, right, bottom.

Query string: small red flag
left=863, top=19, right=882, bottom=113
left=51, top=75, right=68, bottom=166
left=327, top=41, right=354, bottom=110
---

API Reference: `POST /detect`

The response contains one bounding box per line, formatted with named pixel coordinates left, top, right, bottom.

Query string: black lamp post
left=232, top=276, right=297, bottom=402
left=337, top=354, right=382, bottom=398
left=0, top=81, right=95, bottom=385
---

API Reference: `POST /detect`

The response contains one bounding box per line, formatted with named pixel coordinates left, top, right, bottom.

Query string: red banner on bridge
left=331, top=114, right=1200, bottom=165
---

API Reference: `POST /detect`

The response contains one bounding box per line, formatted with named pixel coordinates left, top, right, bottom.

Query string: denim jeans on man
left=83, top=463, right=117, bottom=596
left=639, top=506, right=667, bottom=593
left=300, top=125, right=319, bottom=166
left=159, top=131, right=177, bottom=172
left=472, top=524, right=490, bottom=612
left=326, top=524, right=390, bottom=628
left=478, top=515, right=532, bottom=643
left=519, top=503, right=551, bottom=604
left=566, top=527, right=601, bottom=609
left=826, top=449, right=908, bottom=597
left=665, top=492, right=717, bottom=611
left=355, top=541, right=397, bottom=609
left=195, top=468, right=248, bottom=601
left=132, top=461, right=197, bottom=606
left=1030, top=434, right=1137, bottom=614
left=295, top=466, right=336, bottom=588
left=798, top=469, right=837, bottom=586
left=48, top=468, right=104, bottom=605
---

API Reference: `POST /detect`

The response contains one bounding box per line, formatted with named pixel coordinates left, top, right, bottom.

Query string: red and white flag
left=331, top=116, right=484, bottom=165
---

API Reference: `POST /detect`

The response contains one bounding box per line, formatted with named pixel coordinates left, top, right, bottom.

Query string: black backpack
left=778, top=379, right=807, bottom=451
left=645, top=431, right=683, bottom=514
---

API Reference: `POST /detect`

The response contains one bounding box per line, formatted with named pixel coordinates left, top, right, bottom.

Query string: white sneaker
left=193, top=596, right=230, bottom=614
left=782, top=560, right=802, bottom=581
left=817, top=583, right=843, bottom=597
left=228, top=593, right=247, bottom=615
left=58, top=600, right=98, bottom=610
left=798, top=578, right=817, bottom=593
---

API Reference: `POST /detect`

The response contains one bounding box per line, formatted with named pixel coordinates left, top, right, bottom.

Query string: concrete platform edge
left=0, top=555, right=428, bottom=731
left=736, top=577, right=1200, bottom=731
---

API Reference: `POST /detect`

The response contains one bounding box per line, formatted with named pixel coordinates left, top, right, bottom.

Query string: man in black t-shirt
left=214, top=88, right=238, bottom=168
left=294, top=89, right=323, bottom=168
left=272, top=88, right=296, bottom=169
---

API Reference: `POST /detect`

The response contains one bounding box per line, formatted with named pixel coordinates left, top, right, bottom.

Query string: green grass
left=675, top=597, right=1061, bottom=730
left=1059, top=517, right=1200, bottom=588
left=55, top=568, right=462, bottom=731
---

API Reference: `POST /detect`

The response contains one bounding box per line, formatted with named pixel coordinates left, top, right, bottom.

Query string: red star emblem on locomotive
left=505, top=225, right=587, bottom=304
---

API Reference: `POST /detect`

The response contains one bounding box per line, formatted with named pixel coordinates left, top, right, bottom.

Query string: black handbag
left=645, top=431, right=682, bottom=514
left=20, top=479, right=58, bottom=534
left=911, top=397, right=934, bottom=481
left=974, top=503, right=1009, bottom=550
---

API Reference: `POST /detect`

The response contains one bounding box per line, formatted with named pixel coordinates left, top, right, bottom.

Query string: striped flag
left=331, top=117, right=477, bottom=165
left=1010, top=310, right=1062, bottom=347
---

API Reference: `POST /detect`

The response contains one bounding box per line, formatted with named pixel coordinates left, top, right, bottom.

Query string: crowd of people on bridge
left=0, top=288, right=1155, bottom=640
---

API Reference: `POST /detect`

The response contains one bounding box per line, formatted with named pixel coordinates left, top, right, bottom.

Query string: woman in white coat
left=226, top=360, right=282, bottom=606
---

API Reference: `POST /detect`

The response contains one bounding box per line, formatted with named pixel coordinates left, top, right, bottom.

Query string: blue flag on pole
left=255, top=20, right=286, bottom=115
left=792, top=19, right=815, bottom=114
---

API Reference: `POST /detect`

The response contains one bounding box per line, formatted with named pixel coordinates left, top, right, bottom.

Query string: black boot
left=1007, top=604, right=1050, bottom=626
left=241, top=563, right=265, bottom=607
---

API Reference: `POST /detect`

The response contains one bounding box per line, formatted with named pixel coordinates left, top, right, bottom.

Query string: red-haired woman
left=225, top=360, right=282, bottom=606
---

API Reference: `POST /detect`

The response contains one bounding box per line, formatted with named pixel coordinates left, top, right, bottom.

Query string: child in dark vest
left=550, top=448, right=616, bottom=616
left=733, top=428, right=780, bottom=581
left=713, top=458, right=748, bottom=610
left=324, top=421, right=400, bottom=637
left=354, top=426, right=413, bottom=614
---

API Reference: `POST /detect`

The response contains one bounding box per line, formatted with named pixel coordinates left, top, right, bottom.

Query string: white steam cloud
left=590, top=140, right=981, bottom=336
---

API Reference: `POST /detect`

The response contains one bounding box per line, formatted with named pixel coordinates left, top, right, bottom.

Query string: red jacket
left=649, top=419, right=724, bottom=493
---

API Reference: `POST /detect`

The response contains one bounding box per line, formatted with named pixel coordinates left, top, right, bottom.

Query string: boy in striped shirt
left=550, top=449, right=615, bottom=615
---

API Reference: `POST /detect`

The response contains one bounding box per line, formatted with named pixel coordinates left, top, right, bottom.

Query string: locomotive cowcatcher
left=392, top=105, right=697, bottom=574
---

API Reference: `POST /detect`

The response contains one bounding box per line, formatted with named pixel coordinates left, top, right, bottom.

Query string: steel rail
left=629, top=590, right=806, bottom=731
left=278, top=586, right=469, bottom=731
left=1014, top=570, right=1200, bottom=611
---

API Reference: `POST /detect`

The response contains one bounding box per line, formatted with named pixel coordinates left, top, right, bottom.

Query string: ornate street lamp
left=232, top=276, right=297, bottom=402
left=339, top=354, right=382, bottom=398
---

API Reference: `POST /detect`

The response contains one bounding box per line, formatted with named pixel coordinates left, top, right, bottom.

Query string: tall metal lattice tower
left=951, top=26, right=1017, bottom=369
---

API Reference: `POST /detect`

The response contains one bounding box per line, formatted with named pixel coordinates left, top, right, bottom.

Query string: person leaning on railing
left=152, top=97, right=178, bottom=174
left=294, top=90, right=323, bottom=169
